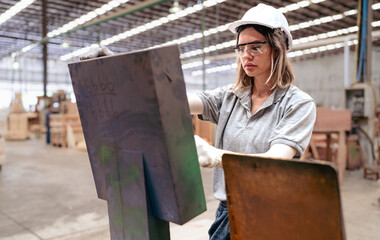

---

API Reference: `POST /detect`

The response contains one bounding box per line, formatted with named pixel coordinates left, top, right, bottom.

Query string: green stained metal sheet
left=69, top=45, right=205, bottom=239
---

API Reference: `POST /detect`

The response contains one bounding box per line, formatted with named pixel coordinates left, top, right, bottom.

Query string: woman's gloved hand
left=194, top=135, right=226, bottom=168
left=79, top=45, right=114, bottom=60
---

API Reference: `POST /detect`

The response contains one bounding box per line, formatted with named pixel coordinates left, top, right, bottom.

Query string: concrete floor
left=0, top=138, right=379, bottom=240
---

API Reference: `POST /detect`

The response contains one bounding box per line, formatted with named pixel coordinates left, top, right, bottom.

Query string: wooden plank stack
left=10, top=92, right=24, bottom=114
left=5, top=93, right=33, bottom=141
left=50, top=113, right=84, bottom=148
left=5, top=113, right=29, bottom=140
left=50, top=114, right=66, bottom=147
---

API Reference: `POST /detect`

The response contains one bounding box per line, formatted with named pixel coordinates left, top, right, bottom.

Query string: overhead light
left=21, top=43, right=38, bottom=53
left=287, top=40, right=358, bottom=58
left=311, top=0, right=326, bottom=3
left=344, top=9, right=357, bottom=16
left=60, top=0, right=228, bottom=61
left=191, top=63, right=237, bottom=76
left=0, top=0, right=36, bottom=26
left=372, top=3, right=380, bottom=10
left=184, top=27, right=377, bottom=71
left=279, top=0, right=326, bottom=13
left=182, top=60, right=210, bottom=69
left=13, top=0, right=131, bottom=55
left=13, top=60, right=19, bottom=70
left=180, top=17, right=375, bottom=60
left=142, top=3, right=371, bottom=57
left=60, top=1, right=377, bottom=62
left=61, top=39, right=70, bottom=48
left=169, top=0, right=182, bottom=13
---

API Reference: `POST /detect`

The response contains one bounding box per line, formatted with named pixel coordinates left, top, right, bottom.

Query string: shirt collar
left=232, top=85, right=290, bottom=111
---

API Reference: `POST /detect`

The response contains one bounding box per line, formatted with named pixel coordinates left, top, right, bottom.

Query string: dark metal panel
left=104, top=150, right=149, bottom=239
left=68, top=45, right=206, bottom=224
left=103, top=149, right=170, bottom=239
left=151, top=46, right=207, bottom=223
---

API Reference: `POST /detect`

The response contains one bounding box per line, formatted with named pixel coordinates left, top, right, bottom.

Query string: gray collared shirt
left=197, top=84, right=316, bottom=201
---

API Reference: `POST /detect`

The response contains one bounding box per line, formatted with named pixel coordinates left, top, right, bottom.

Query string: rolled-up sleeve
left=196, top=85, right=233, bottom=124
left=270, top=99, right=316, bottom=156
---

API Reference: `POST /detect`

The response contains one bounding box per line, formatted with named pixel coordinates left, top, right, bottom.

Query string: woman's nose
left=241, top=50, right=254, bottom=59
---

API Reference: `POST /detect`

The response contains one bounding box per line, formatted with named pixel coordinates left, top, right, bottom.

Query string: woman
left=188, top=4, right=316, bottom=240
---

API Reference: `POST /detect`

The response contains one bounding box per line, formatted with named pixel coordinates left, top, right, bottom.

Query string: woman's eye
left=249, top=45, right=261, bottom=51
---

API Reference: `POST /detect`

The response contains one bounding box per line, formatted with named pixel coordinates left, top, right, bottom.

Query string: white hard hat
left=228, top=3, right=293, bottom=50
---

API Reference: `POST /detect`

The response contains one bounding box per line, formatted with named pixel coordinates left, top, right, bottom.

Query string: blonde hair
left=234, top=25, right=295, bottom=90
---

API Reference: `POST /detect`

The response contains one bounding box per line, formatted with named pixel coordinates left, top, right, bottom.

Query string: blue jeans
left=208, top=201, right=230, bottom=240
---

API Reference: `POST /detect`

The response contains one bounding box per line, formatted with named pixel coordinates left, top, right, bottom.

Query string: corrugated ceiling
left=0, top=0, right=379, bottom=65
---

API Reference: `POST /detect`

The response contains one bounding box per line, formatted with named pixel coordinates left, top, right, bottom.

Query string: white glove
left=79, top=45, right=114, bottom=60
left=194, top=135, right=226, bottom=168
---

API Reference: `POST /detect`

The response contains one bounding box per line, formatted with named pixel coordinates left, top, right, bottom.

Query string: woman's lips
left=244, top=63, right=256, bottom=69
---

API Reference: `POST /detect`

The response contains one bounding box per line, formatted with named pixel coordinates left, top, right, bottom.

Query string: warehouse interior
left=0, top=0, right=380, bottom=239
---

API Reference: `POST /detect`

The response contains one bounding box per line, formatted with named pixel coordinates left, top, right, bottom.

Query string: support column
left=355, top=0, right=373, bottom=83
left=352, top=0, right=376, bottom=166
left=201, top=1, right=206, bottom=91
left=42, top=0, right=48, bottom=98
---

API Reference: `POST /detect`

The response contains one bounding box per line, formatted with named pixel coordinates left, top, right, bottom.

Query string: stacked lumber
left=4, top=93, right=39, bottom=141
left=50, top=114, right=66, bottom=147
left=50, top=113, right=84, bottom=148
left=65, top=114, right=84, bottom=148
left=10, top=92, right=24, bottom=113
left=5, top=113, right=29, bottom=140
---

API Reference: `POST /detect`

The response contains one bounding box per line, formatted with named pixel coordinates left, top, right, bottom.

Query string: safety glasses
left=234, top=41, right=269, bottom=57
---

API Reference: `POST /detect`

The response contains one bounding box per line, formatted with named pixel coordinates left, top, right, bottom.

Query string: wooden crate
left=65, top=114, right=83, bottom=148
left=10, top=93, right=24, bottom=114
left=50, top=114, right=66, bottom=147
left=50, top=113, right=83, bottom=148
left=5, top=113, right=29, bottom=140
left=66, top=101, right=79, bottom=114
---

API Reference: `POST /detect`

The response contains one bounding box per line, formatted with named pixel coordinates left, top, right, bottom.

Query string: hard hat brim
left=228, top=20, right=275, bottom=34
left=228, top=20, right=293, bottom=50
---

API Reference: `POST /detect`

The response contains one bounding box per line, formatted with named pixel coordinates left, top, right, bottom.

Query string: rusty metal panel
left=68, top=45, right=206, bottom=225
left=223, top=154, right=345, bottom=240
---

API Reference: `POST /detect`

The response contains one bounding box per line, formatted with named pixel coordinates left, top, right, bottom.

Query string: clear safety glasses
left=233, top=41, right=269, bottom=57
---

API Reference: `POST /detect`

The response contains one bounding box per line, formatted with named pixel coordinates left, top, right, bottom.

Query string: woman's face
left=237, top=27, right=272, bottom=81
